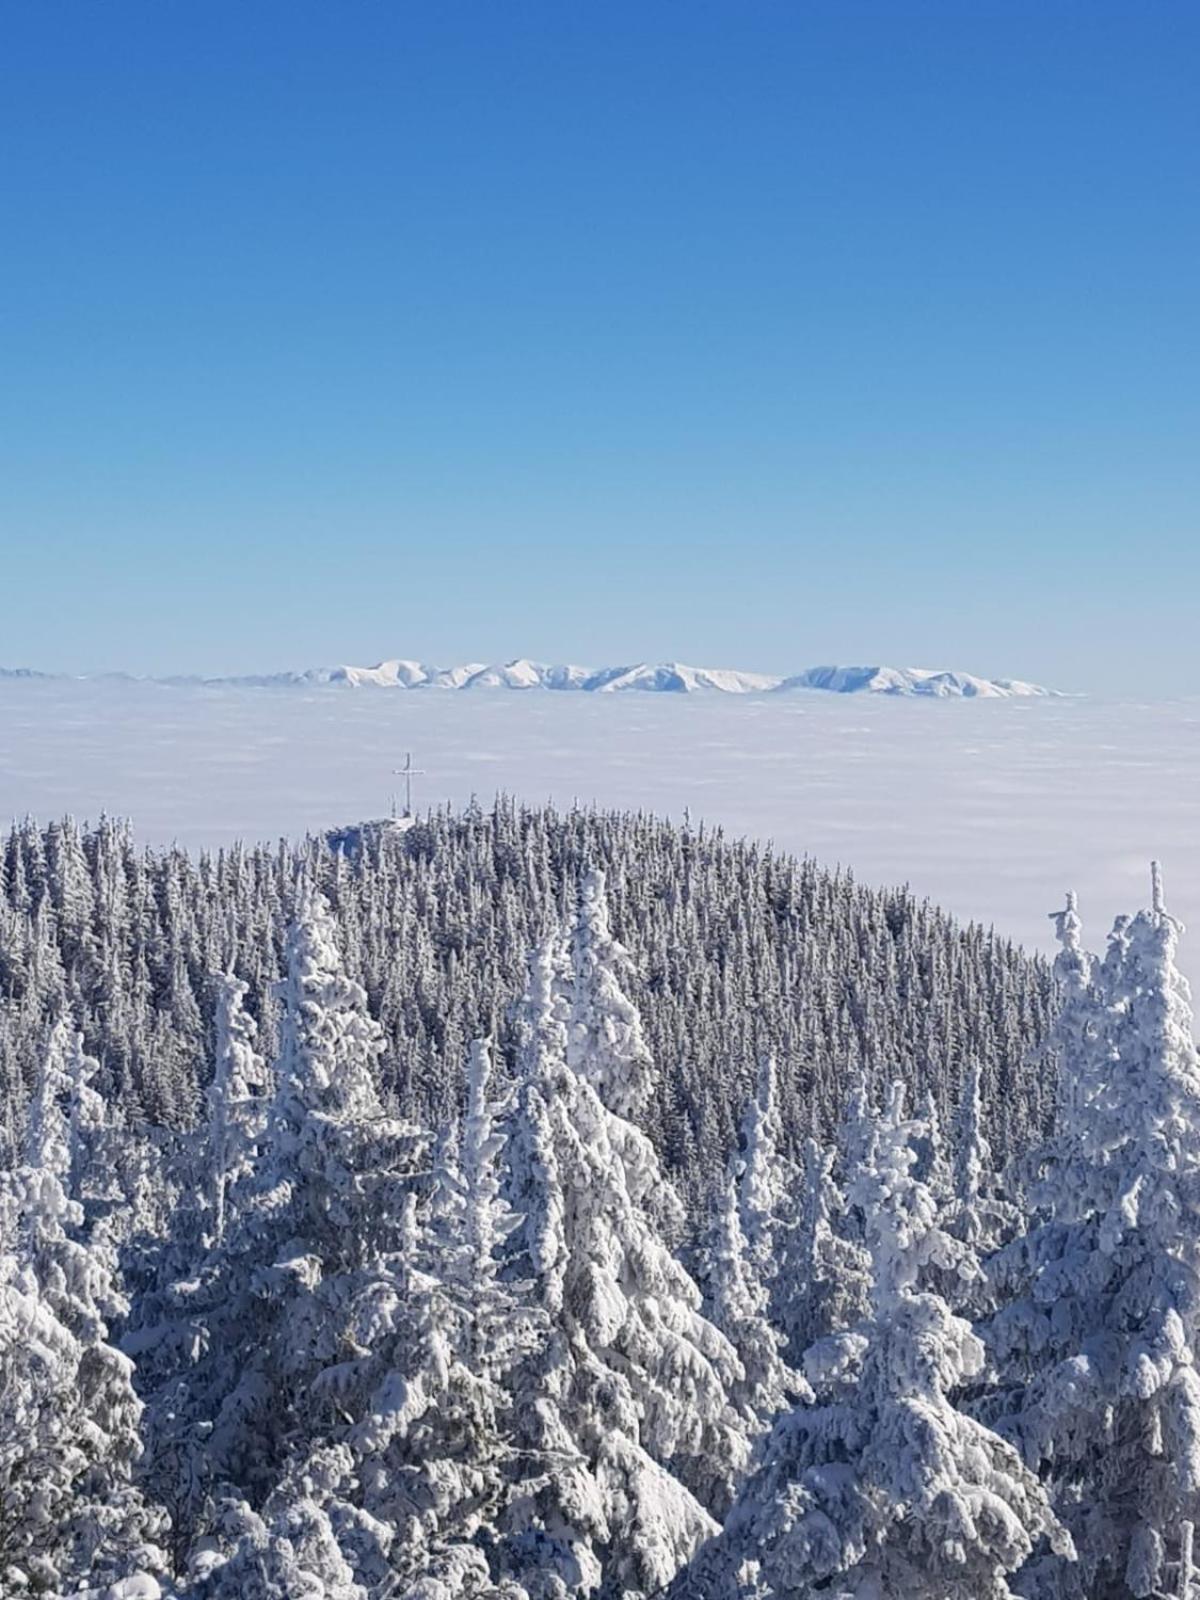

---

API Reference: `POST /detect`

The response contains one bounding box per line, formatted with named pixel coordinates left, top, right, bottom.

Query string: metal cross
left=391, top=753, right=425, bottom=818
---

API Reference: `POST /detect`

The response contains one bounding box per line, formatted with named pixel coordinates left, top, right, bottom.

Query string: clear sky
left=1, top=2, right=1196, bottom=690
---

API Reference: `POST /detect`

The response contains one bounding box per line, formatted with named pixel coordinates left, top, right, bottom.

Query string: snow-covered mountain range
left=290, top=659, right=789, bottom=694
left=775, top=665, right=1058, bottom=698
left=1, top=659, right=1059, bottom=697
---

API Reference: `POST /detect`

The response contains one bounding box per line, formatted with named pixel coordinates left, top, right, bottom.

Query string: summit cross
left=392, top=753, right=425, bottom=818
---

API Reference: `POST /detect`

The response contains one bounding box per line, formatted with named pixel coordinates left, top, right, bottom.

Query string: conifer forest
left=4, top=805, right=1198, bottom=1599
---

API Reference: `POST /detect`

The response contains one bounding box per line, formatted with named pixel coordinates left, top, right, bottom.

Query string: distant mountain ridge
left=1, top=659, right=1060, bottom=697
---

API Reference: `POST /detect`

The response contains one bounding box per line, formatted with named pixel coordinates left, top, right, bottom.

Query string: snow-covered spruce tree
left=944, top=1061, right=1019, bottom=1271
left=201, top=1176, right=527, bottom=1600
left=124, top=978, right=265, bottom=1557
left=773, top=1072, right=877, bottom=1365
left=734, top=1055, right=795, bottom=1292
left=513, top=924, right=572, bottom=1082
left=696, top=1171, right=809, bottom=1440
left=0, top=1020, right=166, bottom=1595
left=501, top=893, right=753, bottom=1600
left=950, top=1064, right=1000, bottom=1246
left=444, top=1036, right=530, bottom=1361
left=777, top=1131, right=871, bottom=1365
left=189, top=1469, right=370, bottom=1600
left=288, top=1035, right=535, bottom=1599
left=915, top=1086, right=953, bottom=1207
left=989, top=871, right=1200, bottom=1599
left=835, top=1068, right=877, bottom=1240
left=566, top=867, right=654, bottom=1120
left=139, top=890, right=426, bottom=1572
left=837, top=1069, right=873, bottom=1166
left=206, top=972, right=269, bottom=1246
left=1044, top=888, right=1103, bottom=1125
left=673, top=1083, right=1071, bottom=1600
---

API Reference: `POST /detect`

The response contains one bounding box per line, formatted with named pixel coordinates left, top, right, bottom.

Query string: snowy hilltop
left=2, top=658, right=1061, bottom=696
left=4, top=840, right=1197, bottom=1600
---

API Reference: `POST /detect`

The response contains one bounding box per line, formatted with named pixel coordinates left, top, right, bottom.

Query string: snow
left=779, top=664, right=1055, bottom=698
left=581, top=661, right=781, bottom=694
left=7, top=821, right=1200, bottom=1597
left=677, top=1086, right=1069, bottom=1600
left=335, top=659, right=437, bottom=689
left=4, top=657, right=1058, bottom=696
left=1, top=678, right=1196, bottom=951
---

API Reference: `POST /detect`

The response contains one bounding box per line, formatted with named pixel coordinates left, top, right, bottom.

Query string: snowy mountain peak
left=583, top=661, right=781, bottom=694
left=0, top=658, right=1062, bottom=697
left=307, top=658, right=1058, bottom=698
left=778, top=665, right=1056, bottom=699
left=331, top=659, right=436, bottom=689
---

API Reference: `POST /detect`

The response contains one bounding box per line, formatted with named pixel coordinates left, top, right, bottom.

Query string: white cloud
left=0, top=681, right=1191, bottom=951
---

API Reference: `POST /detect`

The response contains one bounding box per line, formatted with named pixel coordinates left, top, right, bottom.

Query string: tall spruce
left=501, top=882, right=753, bottom=1599
left=673, top=1084, right=1071, bottom=1600
left=0, top=1022, right=166, bottom=1595
left=989, top=872, right=1200, bottom=1599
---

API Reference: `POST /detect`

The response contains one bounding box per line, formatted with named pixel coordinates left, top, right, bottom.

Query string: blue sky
left=1, top=2, right=1196, bottom=689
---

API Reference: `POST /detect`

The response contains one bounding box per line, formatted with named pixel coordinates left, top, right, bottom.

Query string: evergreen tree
left=734, top=1056, right=793, bottom=1289
left=502, top=888, right=752, bottom=1599
left=0, top=806, right=1079, bottom=1598
left=778, top=1132, right=871, bottom=1363
left=915, top=1086, right=953, bottom=1205
left=945, top=1061, right=1019, bottom=1267
left=674, top=1084, right=1070, bottom=1600
left=989, top=872, right=1200, bottom=1599
left=299, top=1037, right=534, bottom=1596
left=139, top=892, right=425, bottom=1563
left=566, top=867, right=654, bottom=1120
left=696, top=1172, right=808, bottom=1449
left=206, top=973, right=268, bottom=1246
left=0, top=1021, right=165, bottom=1594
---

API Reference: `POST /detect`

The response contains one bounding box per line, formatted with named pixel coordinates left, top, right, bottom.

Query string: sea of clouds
left=3, top=678, right=1197, bottom=953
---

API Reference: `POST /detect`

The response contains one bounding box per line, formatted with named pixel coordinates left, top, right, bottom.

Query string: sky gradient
left=2, top=2, right=1197, bottom=689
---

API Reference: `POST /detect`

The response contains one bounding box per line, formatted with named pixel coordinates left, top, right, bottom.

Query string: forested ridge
left=0, top=803, right=1056, bottom=1203
left=6, top=810, right=1197, bottom=1599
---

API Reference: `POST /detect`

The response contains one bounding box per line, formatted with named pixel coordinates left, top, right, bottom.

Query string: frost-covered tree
left=188, top=1472, right=369, bottom=1600
left=138, top=891, right=426, bottom=1564
left=515, top=925, right=572, bottom=1080
left=566, top=867, right=654, bottom=1120
left=945, top=1061, right=1019, bottom=1268
left=778, top=1132, right=871, bottom=1363
left=696, top=1172, right=808, bottom=1447
left=774, top=1073, right=877, bottom=1363
left=915, top=1086, right=953, bottom=1205
left=292, top=1035, right=536, bottom=1596
left=192, top=1020, right=534, bottom=1598
left=734, top=1056, right=794, bottom=1289
left=0, top=806, right=1074, bottom=1597
left=457, top=1036, right=522, bottom=1301
left=837, top=1069, right=875, bottom=1186
left=674, top=1084, right=1070, bottom=1600
left=206, top=973, right=268, bottom=1246
left=502, top=888, right=752, bottom=1599
left=0, top=1021, right=166, bottom=1594
left=283, top=1188, right=518, bottom=1596
left=989, top=872, right=1200, bottom=1599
